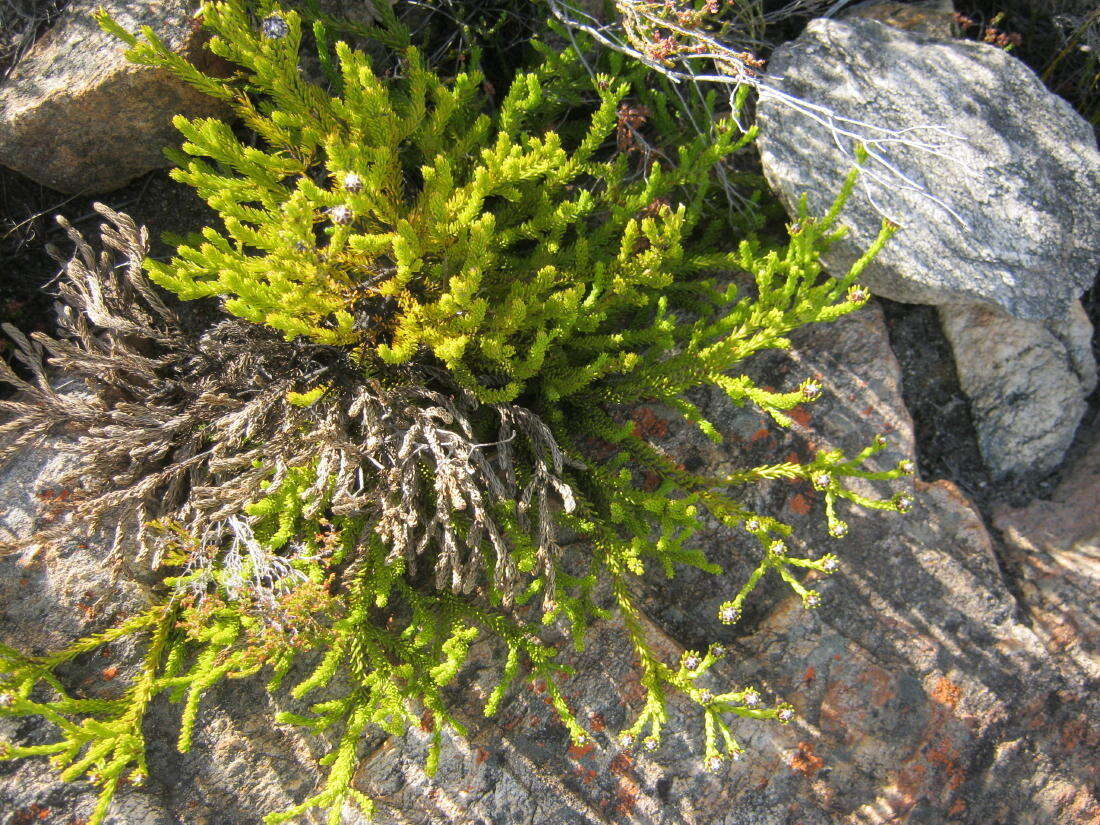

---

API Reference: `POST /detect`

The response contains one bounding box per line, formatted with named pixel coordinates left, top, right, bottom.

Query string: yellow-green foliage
left=0, top=4, right=917, bottom=825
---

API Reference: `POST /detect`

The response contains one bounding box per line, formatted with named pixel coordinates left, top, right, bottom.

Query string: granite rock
left=0, top=0, right=227, bottom=194
left=939, top=300, right=1097, bottom=478
left=756, top=17, right=1100, bottom=321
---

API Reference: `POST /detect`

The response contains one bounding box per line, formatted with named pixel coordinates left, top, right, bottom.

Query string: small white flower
left=261, top=15, right=290, bottom=39
left=898, top=459, right=915, bottom=474
left=828, top=521, right=848, bottom=538
left=847, top=285, right=870, bottom=303
left=0, top=693, right=13, bottom=709
left=618, top=732, right=635, bottom=750
left=812, top=472, right=831, bottom=490
left=776, top=705, right=796, bottom=724
left=328, top=204, right=353, bottom=225
left=704, top=755, right=723, bottom=772
left=718, top=603, right=741, bottom=625
left=642, top=736, right=659, bottom=752
left=681, top=651, right=702, bottom=671
left=821, top=555, right=840, bottom=573
left=894, top=493, right=914, bottom=513
left=768, top=539, right=787, bottom=555
left=709, top=643, right=727, bottom=658
left=729, top=748, right=746, bottom=762
left=803, top=591, right=822, bottom=609
left=744, top=518, right=762, bottom=533
left=342, top=172, right=363, bottom=193
left=743, top=688, right=762, bottom=708
left=801, top=380, right=822, bottom=401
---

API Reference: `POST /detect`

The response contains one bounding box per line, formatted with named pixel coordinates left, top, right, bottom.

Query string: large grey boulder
left=756, top=16, right=1100, bottom=322
left=940, top=300, right=1097, bottom=478
left=3, top=303, right=1098, bottom=824
left=0, top=0, right=227, bottom=194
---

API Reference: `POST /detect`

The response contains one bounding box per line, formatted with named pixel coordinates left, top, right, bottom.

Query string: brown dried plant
left=0, top=205, right=575, bottom=606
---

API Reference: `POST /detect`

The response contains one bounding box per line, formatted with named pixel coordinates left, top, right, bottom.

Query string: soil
left=0, top=164, right=218, bottom=359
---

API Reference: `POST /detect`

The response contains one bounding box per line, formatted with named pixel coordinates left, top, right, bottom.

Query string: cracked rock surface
left=2, top=303, right=1097, bottom=824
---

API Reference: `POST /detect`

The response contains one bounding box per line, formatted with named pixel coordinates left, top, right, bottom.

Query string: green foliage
left=0, top=3, right=915, bottom=824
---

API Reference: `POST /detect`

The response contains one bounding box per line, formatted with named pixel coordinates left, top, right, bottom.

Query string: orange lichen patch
left=588, top=712, right=606, bottom=732
left=1059, top=715, right=1098, bottom=752
left=787, top=493, right=811, bottom=516
left=857, top=666, right=897, bottom=707
left=609, top=753, right=634, bottom=776
left=101, top=665, right=119, bottom=681
left=750, top=427, right=770, bottom=443
left=931, top=676, right=961, bottom=710
left=613, top=775, right=640, bottom=816
left=567, top=742, right=596, bottom=759
left=571, top=764, right=597, bottom=784
left=803, top=666, right=816, bottom=685
left=475, top=748, right=489, bottom=765
left=11, top=805, right=50, bottom=825
left=630, top=407, right=669, bottom=439
left=926, top=741, right=965, bottom=791
left=789, top=407, right=812, bottom=426
left=948, top=799, right=967, bottom=817
left=789, top=741, right=824, bottom=776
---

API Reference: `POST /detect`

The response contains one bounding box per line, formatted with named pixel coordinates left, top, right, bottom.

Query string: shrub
left=0, top=3, right=910, bottom=823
